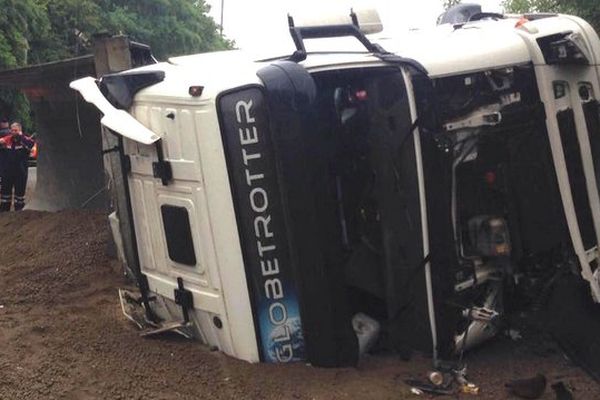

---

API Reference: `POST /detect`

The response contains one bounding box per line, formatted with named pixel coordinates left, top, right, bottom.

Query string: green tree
left=35, top=0, right=231, bottom=62
left=0, top=0, right=50, bottom=127
left=0, top=0, right=230, bottom=128
left=98, top=0, right=231, bottom=60
left=502, top=0, right=600, bottom=32
left=443, top=0, right=462, bottom=10
left=0, top=0, right=50, bottom=69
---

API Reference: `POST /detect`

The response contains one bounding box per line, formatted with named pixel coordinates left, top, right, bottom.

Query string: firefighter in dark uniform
left=0, top=122, right=35, bottom=211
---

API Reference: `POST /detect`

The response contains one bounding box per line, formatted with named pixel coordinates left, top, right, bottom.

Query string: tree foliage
left=443, top=0, right=462, bottom=10
left=502, top=0, right=600, bottom=32
left=0, top=0, right=230, bottom=127
left=0, top=0, right=50, bottom=69
left=0, top=0, right=231, bottom=67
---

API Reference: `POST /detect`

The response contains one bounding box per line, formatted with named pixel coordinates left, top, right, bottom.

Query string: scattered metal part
left=140, top=321, right=193, bottom=339
left=404, top=379, right=455, bottom=396
left=505, top=374, right=547, bottom=399
left=119, top=288, right=194, bottom=339
left=462, top=306, right=500, bottom=322
left=454, top=263, right=498, bottom=292
left=452, top=363, right=469, bottom=384
left=408, top=362, right=483, bottom=397
left=455, top=282, right=503, bottom=352
left=118, top=288, right=151, bottom=330
left=443, top=92, right=520, bottom=132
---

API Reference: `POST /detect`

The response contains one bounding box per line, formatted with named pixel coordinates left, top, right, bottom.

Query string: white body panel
left=378, top=21, right=531, bottom=77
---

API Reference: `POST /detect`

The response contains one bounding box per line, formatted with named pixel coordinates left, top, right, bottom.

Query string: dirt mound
left=0, top=211, right=598, bottom=399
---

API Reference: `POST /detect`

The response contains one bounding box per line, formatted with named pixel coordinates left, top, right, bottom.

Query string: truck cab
left=72, top=10, right=600, bottom=370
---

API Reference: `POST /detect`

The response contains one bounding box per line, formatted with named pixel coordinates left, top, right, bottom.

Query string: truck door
left=124, top=100, right=258, bottom=361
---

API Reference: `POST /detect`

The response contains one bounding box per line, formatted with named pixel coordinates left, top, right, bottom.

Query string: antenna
left=220, top=0, right=224, bottom=36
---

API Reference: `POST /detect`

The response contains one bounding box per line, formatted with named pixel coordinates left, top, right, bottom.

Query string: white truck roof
left=135, top=13, right=599, bottom=102
left=378, top=20, right=531, bottom=77
left=133, top=50, right=387, bottom=103
left=380, top=14, right=600, bottom=77
left=72, top=13, right=600, bottom=144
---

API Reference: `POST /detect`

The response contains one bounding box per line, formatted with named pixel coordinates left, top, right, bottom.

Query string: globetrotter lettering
left=235, top=99, right=294, bottom=362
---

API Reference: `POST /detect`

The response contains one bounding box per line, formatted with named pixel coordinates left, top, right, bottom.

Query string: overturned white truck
left=72, top=9, right=600, bottom=373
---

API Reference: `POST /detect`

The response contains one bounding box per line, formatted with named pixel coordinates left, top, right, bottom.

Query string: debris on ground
left=0, top=211, right=599, bottom=399
left=405, top=379, right=455, bottom=396
left=406, top=363, right=480, bottom=396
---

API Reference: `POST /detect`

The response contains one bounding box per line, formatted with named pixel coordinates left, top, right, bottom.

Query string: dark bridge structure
left=0, top=54, right=107, bottom=211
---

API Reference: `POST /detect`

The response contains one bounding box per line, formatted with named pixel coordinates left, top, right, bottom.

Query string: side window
left=160, top=205, right=197, bottom=266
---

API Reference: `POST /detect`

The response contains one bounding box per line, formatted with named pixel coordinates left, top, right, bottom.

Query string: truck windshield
left=310, top=67, right=426, bottom=345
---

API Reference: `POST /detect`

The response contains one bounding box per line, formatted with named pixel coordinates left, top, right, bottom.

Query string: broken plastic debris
left=460, top=382, right=480, bottom=395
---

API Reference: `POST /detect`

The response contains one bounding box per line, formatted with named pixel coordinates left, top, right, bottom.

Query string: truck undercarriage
left=428, top=65, right=570, bottom=355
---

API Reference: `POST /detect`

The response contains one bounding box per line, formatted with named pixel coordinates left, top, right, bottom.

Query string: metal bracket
left=174, top=277, right=194, bottom=323
left=152, top=161, right=172, bottom=185
left=287, top=9, right=385, bottom=60
left=123, top=154, right=132, bottom=174
left=102, top=145, right=120, bottom=154
left=152, top=139, right=172, bottom=185
left=443, top=92, right=521, bottom=132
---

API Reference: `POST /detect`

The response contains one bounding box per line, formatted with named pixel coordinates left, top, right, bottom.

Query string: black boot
left=14, top=195, right=24, bottom=211
left=0, top=195, right=11, bottom=212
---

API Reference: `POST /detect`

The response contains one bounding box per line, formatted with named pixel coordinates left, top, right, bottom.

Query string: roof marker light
left=515, top=17, right=529, bottom=29
left=515, top=17, right=539, bottom=34
left=189, top=86, right=204, bottom=97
